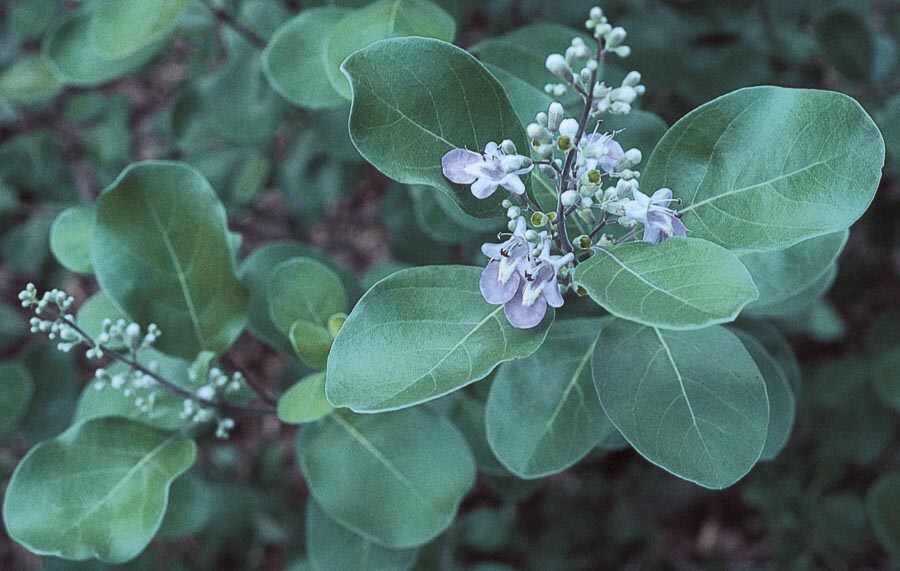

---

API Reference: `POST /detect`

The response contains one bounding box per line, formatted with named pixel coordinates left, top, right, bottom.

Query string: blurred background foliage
left=2, top=0, right=900, bottom=569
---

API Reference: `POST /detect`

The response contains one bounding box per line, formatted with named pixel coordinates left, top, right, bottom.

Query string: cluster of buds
left=90, top=319, right=161, bottom=358
left=585, top=7, right=631, bottom=57
left=592, top=71, right=645, bottom=116
left=181, top=357, right=245, bottom=438
left=19, top=285, right=87, bottom=353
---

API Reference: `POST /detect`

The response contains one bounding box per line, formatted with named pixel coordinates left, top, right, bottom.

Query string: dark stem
left=556, top=36, right=606, bottom=255
left=221, top=353, right=278, bottom=405
left=55, top=312, right=275, bottom=417
left=198, top=0, right=267, bottom=49
left=589, top=213, right=608, bottom=239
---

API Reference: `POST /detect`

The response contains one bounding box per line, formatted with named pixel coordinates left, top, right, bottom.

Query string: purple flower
left=623, top=187, right=687, bottom=244
left=503, top=245, right=573, bottom=329
left=442, top=142, right=533, bottom=199
left=479, top=217, right=529, bottom=304
left=580, top=131, right=624, bottom=173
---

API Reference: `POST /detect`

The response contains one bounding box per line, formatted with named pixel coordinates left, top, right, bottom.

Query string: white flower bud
left=500, top=139, right=517, bottom=154
left=613, top=45, right=631, bottom=58
left=610, top=86, right=637, bottom=104
left=553, top=84, right=567, bottom=97
left=590, top=7, right=603, bottom=20
left=501, top=199, right=513, bottom=208
left=606, top=27, right=627, bottom=47
left=197, top=385, right=216, bottom=401
left=524, top=229, right=540, bottom=242
left=548, top=102, right=564, bottom=131
left=507, top=206, right=521, bottom=219
left=610, top=101, right=631, bottom=115
left=545, top=54, right=569, bottom=76
left=561, top=190, right=579, bottom=207
left=585, top=59, right=598, bottom=71
left=623, top=71, right=642, bottom=87
left=580, top=196, right=593, bottom=209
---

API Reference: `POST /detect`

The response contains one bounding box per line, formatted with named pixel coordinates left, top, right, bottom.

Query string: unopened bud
left=500, top=139, right=517, bottom=154
left=548, top=102, right=564, bottom=131
left=623, top=71, right=642, bottom=87
left=561, top=190, right=579, bottom=207
left=545, top=54, right=569, bottom=76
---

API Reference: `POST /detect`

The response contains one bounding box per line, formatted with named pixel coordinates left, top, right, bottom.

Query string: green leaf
left=76, top=291, right=126, bottom=350
left=325, top=0, right=456, bottom=100
left=868, top=473, right=900, bottom=555
left=157, top=472, right=214, bottom=539
left=573, top=238, right=758, bottom=330
left=342, top=37, right=527, bottom=219
left=734, top=318, right=802, bottom=395
left=268, top=258, right=348, bottom=336
left=326, top=266, right=553, bottom=412
left=238, top=241, right=359, bottom=353
left=91, top=0, right=191, bottom=58
left=450, top=393, right=508, bottom=477
left=278, top=372, right=334, bottom=424
left=739, top=231, right=848, bottom=312
left=92, top=162, right=249, bottom=359
left=642, top=86, right=884, bottom=252
left=297, top=408, right=475, bottom=548
left=485, top=318, right=617, bottom=478
left=20, top=344, right=78, bottom=443
left=43, top=10, right=161, bottom=86
left=0, top=55, right=62, bottom=106
left=732, top=330, right=795, bottom=461
left=262, top=7, right=352, bottom=109
left=752, top=263, right=838, bottom=318
left=0, top=363, right=34, bottom=438
left=872, top=348, right=900, bottom=413
left=306, top=500, right=419, bottom=571
left=50, top=206, right=95, bottom=275
left=816, top=10, right=874, bottom=82
left=289, top=321, right=335, bottom=370
left=3, top=418, right=196, bottom=563
left=592, top=320, right=768, bottom=488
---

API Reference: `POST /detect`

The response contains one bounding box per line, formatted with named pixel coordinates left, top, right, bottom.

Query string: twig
left=198, top=0, right=267, bottom=49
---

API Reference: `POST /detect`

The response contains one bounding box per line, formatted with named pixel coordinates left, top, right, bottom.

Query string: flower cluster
left=440, top=6, right=687, bottom=328
left=19, top=283, right=244, bottom=438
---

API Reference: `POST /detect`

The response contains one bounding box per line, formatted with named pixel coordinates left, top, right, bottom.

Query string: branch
left=198, top=0, right=267, bottom=49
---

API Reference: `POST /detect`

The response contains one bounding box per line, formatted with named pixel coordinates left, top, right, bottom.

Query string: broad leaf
left=740, top=230, right=848, bottom=312
left=20, top=344, right=78, bottom=443
left=816, top=10, right=874, bottom=82
left=297, top=408, right=475, bottom=548
left=450, top=393, right=508, bottom=477
left=343, top=37, right=527, bottom=218
left=592, top=320, right=768, bottom=488
left=50, top=206, right=95, bottom=275
left=751, top=263, right=837, bottom=318
left=3, top=418, right=196, bottom=563
left=0, top=363, right=34, bottom=438
left=92, top=162, right=249, bottom=359
left=306, top=500, right=419, bottom=571
left=733, top=329, right=795, bottom=460
left=91, top=0, right=191, bottom=58
left=0, top=55, right=61, bottom=106
left=642, top=86, right=884, bottom=252
left=268, top=258, right=348, bottom=335
left=573, top=238, right=758, bottom=330
left=238, top=241, right=358, bottom=353
left=43, top=10, right=161, bottom=86
left=325, top=0, right=456, bottom=99
left=157, top=472, right=213, bottom=539
left=278, top=372, right=334, bottom=424
left=485, top=318, right=617, bottom=478
left=262, top=8, right=352, bottom=109
left=326, top=266, right=553, bottom=412
left=734, top=318, right=802, bottom=395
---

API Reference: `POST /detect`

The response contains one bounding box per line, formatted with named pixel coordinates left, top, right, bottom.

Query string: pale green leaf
left=268, top=258, right=348, bottom=335
left=592, top=320, right=768, bottom=488
left=342, top=37, right=527, bottom=218
left=326, top=266, right=553, bottom=412
left=50, top=206, right=95, bottom=275
left=325, top=0, right=456, bottom=100
left=91, top=0, right=191, bottom=58
left=297, top=408, right=475, bottom=548
left=278, top=372, right=334, bottom=424
left=0, top=55, right=61, bottom=106
left=0, top=363, right=34, bottom=438
left=485, top=318, right=617, bottom=478
left=642, top=87, right=884, bottom=252
left=573, top=238, right=758, bottom=330
left=92, top=162, right=249, bottom=359
left=3, top=418, right=196, bottom=563
left=306, top=500, right=419, bottom=571
left=262, top=7, right=352, bottom=109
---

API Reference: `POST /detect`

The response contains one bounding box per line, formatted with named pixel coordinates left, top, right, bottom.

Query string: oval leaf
left=50, top=206, right=95, bottom=275
left=43, top=10, right=161, bottom=86
left=592, top=320, right=769, bottom=488
left=642, top=86, right=884, bottom=252
left=325, top=0, right=456, bottom=99
left=3, top=418, right=196, bottom=563
left=326, top=266, right=553, bottom=412
left=268, top=257, right=348, bottom=335
left=342, top=37, right=527, bottom=218
left=485, top=318, right=617, bottom=478
left=262, top=7, right=352, bottom=109
left=91, top=0, right=190, bottom=58
left=278, top=372, right=334, bottom=424
left=573, top=237, right=758, bottom=330
left=868, top=473, right=900, bottom=555
left=306, top=500, right=419, bottom=571
left=92, top=162, right=249, bottom=359
left=297, top=408, right=475, bottom=548
left=0, top=362, right=34, bottom=439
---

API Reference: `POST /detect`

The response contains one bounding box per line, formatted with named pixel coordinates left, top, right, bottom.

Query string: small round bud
left=501, top=199, right=513, bottom=208
left=606, top=27, right=627, bottom=47
left=561, top=190, right=579, bottom=207
left=590, top=7, right=602, bottom=20
left=531, top=211, right=549, bottom=227
left=500, top=139, right=517, bottom=154
left=524, top=229, right=540, bottom=242
left=508, top=219, right=518, bottom=232
left=545, top=54, right=569, bottom=76
left=623, top=71, right=642, bottom=87
left=507, top=206, right=521, bottom=219
left=580, top=196, right=593, bottom=208
left=624, top=148, right=642, bottom=165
